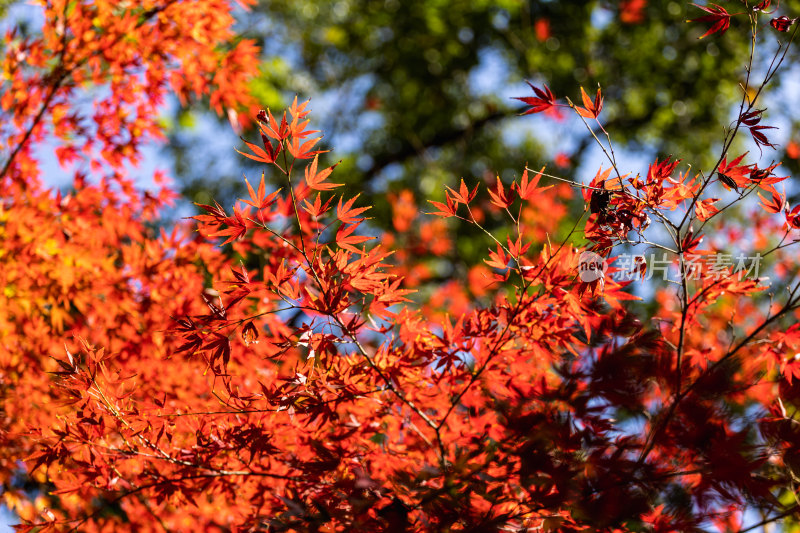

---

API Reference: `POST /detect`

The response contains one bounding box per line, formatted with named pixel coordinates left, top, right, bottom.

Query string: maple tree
left=5, top=1, right=800, bottom=532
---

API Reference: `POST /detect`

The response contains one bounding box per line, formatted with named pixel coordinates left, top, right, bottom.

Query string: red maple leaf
left=576, top=87, right=603, bottom=119
left=304, top=154, right=341, bottom=191
left=770, top=16, right=797, bottom=32
left=513, top=82, right=557, bottom=115
left=689, top=3, right=740, bottom=39
left=488, top=175, right=515, bottom=209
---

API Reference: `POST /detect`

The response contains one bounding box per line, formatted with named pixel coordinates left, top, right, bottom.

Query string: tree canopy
left=3, top=1, right=800, bottom=532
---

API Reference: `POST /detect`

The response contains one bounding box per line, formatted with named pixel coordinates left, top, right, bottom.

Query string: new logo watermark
left=577, top=252, right=765, bottom=283
left=578, top=251, right=608, bottom=282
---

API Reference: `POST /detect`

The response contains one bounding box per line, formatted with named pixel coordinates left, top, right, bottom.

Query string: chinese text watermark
left=578, top=252, right=766, bottom=282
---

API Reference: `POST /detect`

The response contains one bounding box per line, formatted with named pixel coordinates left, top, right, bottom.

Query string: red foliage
left=2, top=2, right=800, bottom=532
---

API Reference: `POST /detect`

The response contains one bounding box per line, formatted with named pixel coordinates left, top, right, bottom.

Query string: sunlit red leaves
left=646, top=157, right=681, bottom=184
left=305, top=154, right=341, bottom=191
left=513, top=82, right=557, bottom=115
left=690, top=3, right=740, bottom=39
left=427, top=194, right=458, bottom=218
left=694, top=197, right=720, bottom=221
left=0, top=172, right=238, bottom=529
left=488, top=175, right=515, bottom=209
left=584, top=166, right=614, bottom=209
left=236, top=136, right=276, bottom=164
left=238, top=100, right=327, bottom=165
left=242, top=172, right=281, bottom=210
left=576, top=87, right=604, bottom=119
left=336, top=195, right=371, bottom=224
left=786, top=204, right=800, bottom=229
left=433, top=169, right=551, bottom=217
left=749, top=163, right=785, bottom=188
left=716, top=153, right=750, bottom=191
left=286, top=98, right=325, bottom=160
left=259, top=108, right=290, bottom=142
left=681, top=225, right=705, bottom=253
left=288, top=134, right=325, bottom=160
left=3, top=0, right=260, bottom=183
left=302, top=193, right=334, bottom=219
left=759, top=190, right=787, bottom=214
left=336, top=222, right=374, bottom=254
left=195, top=203, right=251, bottom=245
left=288, top=95, right=312, bottom=123
left=485, top=243, right=510, bottom=271
left=516, top=166, right=551, bottom=200
left=224, top=265, right=254, bottom=310
left=447, top=178, right=479, bottom=206
left=11, top=6, right=800, bottom=526
left=507, top=234, right=531, bottom=260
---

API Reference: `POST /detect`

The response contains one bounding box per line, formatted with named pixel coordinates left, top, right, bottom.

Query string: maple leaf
left=260, top=109, right=289, bottom=142
left=205, top=333, right=231, bottom=371
left=336, top=223, right=374, bottom=254
left=289, top=134, right=326, bottom=160
left=759, top=190, right=786, bottom=213
left=209, top=206, right=250, bottom=244
left=193, top=200, right=228, bottom=225
left=288, top=95, right=311, bottom=122
left=513, top=82, right=557, bottom=115
left=647, top=157, right=681, bottom=183
left=488, top=175, right=515, bottom=209
left=689, top=3, right=740, bottom=39
left=445, top=178, right=479, bottom=205
left=236, top=137, right=274, bottom=164
left=740, top=108, right=764, bottom=127
left=749, top=124, right=777, bottom=152
left=304, top=154, right=341, bottom=191
left=753, top=0, right=772, bottom=12
left=428, top=195, right=458, bottom=217
left=785, top=204, right=800, bottom=229
left=717, top=153, right=750, bottom=190
left=695, top=197, right=720, bottom=221
left=485, top=243, right=510, bottom=270
left=242, top=172, right=281, bottom=210
left=515, top=167, right=551, bottom=200
left=583, top=166, right=614, bottom=212
left=507, top=234, right=531, bottom=258
left=717, top=173, right=738, bottom=191
left=302, top=193, right=334, bottom=219
left=15, top=2, right=800, bottom=524
left=576, top=86, right=603, bottom=119
left=681, top=225, right=704, bottom=252
left=770, top=16, right=797, bottom=32
left=336, top=194, right=371, bottom=224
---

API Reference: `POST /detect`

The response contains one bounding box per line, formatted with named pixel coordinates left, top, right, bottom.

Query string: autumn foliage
left=4, top=1, right=800, bottom=532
